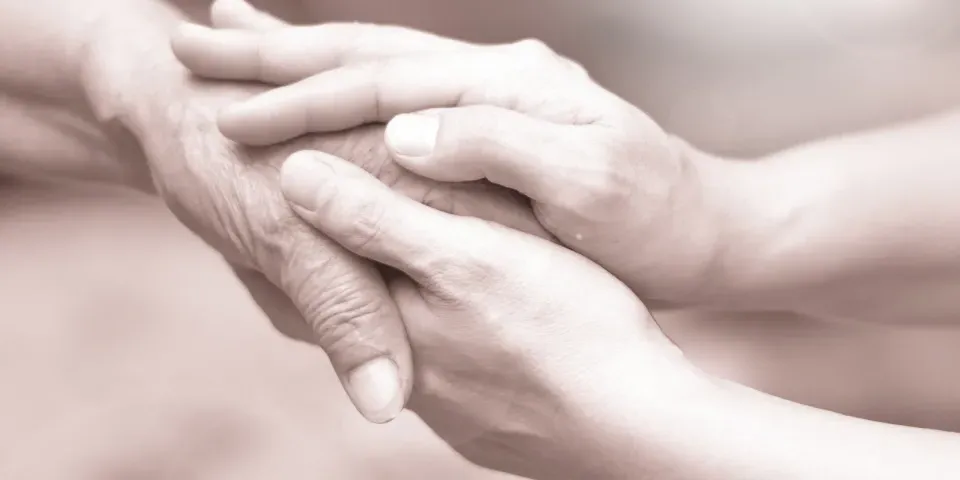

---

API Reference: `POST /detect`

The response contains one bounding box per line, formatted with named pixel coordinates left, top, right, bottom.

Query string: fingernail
left=346, top=357, right=403, bottom=424
left=385, top=114, right=439, bottom=157
left=280, top=151, right=335, bottom=211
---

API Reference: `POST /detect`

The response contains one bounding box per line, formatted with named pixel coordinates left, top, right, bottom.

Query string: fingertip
left=215, top=106, right=256, bottom=143
left=171, top=23, right=249, bottom=79
left=344, top=357, right=406, bottom=424
left=282, top=149, right=338, bottom=178
left=217, top=97, right=304, bottom=146
left=279, top=150, right=340, bottom=211
left=170, top=23, right=209, bottom=64
left=217, top=104, right=289, bottom=146
left=209, top=0, right=246, bottom=27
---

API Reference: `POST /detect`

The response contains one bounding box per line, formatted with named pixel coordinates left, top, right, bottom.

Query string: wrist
left=537, top=348, right=720, bottom=479
left=79, top=2, right=192, bottom=192
left=80, top=1, right=189, bottom=137
left=677, top=140, right=797, bottom=310
left=564, top=355, right=813, bottom=480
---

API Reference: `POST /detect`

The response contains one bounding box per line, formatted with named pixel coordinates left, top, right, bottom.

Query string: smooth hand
left=171, top=0, right=752, bottom=304
left=276, top=149, right=708, bottom=480
left=81, top=1, right=542, bottom=424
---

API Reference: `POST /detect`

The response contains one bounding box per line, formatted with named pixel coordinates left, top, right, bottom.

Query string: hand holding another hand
left=172, top=3, right=759, bottom=304
left=162, top=6, right=713, bottom=478
left=83, top=0, right=543, bottom=424
left=277, top=149, right=708, bottom=480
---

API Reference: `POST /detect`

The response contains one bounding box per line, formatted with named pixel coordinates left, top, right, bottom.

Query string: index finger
left=217, top=52, right=512, bottom=145
left=171, top=22, right=472, bottom=85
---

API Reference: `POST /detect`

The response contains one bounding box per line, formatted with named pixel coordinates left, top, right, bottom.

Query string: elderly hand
left=276, top=149, right=709, bottom=479
left=169, top=0, right=760, bottom=305
left=80, top=1, right=542, bottom=424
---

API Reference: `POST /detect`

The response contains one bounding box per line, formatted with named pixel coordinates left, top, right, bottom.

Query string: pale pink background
left=2, top=1, right=959, bottom=478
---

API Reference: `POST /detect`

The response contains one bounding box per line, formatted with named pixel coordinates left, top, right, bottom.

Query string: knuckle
left=208, top=0, right=232, bottom=27
left=413, top=217, right=503, bottom=295
left=447, top=105, right=503, bottom=155
left=348, top=195, right=390, bottom=256
left=507, top=38, right=569, bottom=74
left=353, top=23, right=386, bottom=56
left=285, top=253, right=390, bottom=350
left=325, top=22, right=377, bottom=58
left=458, top=127, right=499, bottom=161
left=563, top=145, right=634, bottom=217
left=511, top=38, right=555, bottom=58
left=565, top=58, right=590, bottom=79
left=314, top=290, right=389, bottom=355
left=411, top=363, right=448, bottom=402
left=441, top=219, right=506, bottom=282
left=293, top=24, right=364, bottom=68
left=354, top=59, right=395, bottom=119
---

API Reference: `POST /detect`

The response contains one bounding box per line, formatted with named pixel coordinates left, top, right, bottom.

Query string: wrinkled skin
left=84, top=10, right=543, bottom=420
left=275, top=150, right=698, bottom=479
left=169, top=7, right=733, bottom=307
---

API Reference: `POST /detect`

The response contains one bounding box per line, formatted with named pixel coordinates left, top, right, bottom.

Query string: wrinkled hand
left=275, top=149, right=705, bottom=479
left=171, top=0, right=744, bottom=304
left=84, top=1, right=542, bottom=424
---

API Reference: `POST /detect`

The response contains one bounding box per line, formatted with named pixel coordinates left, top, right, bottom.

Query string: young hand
left=171, top=0, right=757, bottom=304
left=277, top=149, right=708, bottom=479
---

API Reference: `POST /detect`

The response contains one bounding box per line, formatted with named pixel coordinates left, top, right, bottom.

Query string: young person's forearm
left=687, top=379, right=960, bottom=480
left=701, top=109, right=960, bottom=322
left=577, top=366, right=960, bottom=480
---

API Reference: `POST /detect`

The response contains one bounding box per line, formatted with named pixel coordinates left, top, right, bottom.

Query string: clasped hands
left=83, top=0, right=757, bottom=476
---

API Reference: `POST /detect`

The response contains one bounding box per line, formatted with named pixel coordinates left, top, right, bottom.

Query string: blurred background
left=2, top=0, right=960, bottom=478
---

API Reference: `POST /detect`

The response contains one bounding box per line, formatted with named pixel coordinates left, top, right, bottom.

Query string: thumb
left=266, top=228, right=413, bottom=425
left=279, top=150, right=494, bottom=288
left=384, top=106, right=593, bottom=207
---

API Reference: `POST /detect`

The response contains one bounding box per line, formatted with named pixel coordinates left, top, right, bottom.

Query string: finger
left=385, top=106, right=591, bottom=205
left=265, top=226, right=413, bottom=424
left=416, top=180, right=554, bottom=241
left=217, top=52, right=519, bottom=145
left=171, top=22, right=470, bottom=86
left=210, top=0, right=287, bottom=31
left=279, top=150, right=492, bottom=285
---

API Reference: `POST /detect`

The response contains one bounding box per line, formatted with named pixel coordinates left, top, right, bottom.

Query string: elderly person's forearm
left=0, top=0, right=187, bottom=188
left=0, top=1, right=179, bottom=104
